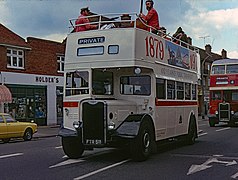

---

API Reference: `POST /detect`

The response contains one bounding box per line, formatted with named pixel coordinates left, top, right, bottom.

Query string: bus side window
left=185, top=83, right=191, bottom=100
left=156, top=78, right=166, bottom=99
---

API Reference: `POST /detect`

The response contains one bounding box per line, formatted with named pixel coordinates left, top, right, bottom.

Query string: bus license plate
left=85, top=139, right=102, bottom=145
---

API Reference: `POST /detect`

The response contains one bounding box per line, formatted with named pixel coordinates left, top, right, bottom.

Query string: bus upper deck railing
left=69, top=12, right=199, bottom=53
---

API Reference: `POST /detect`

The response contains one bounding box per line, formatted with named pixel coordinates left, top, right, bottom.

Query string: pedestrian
left=75, top=7, right=98, bottom=32
left=139, top=0, right=160, bottom=34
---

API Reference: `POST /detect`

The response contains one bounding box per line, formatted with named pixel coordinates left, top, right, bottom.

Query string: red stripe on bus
left=63, top=102, right=78, bottom=107
left=155, top=100, right=198, bottom=106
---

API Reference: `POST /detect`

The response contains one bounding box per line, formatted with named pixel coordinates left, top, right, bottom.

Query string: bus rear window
left=77, top=46, right=104, bottom=56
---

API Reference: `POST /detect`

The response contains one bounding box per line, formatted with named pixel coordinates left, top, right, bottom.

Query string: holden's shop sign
left=35, top=76, right=59, bottom=84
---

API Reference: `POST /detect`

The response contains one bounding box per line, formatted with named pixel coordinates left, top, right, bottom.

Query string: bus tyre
left=228, top=121, right=235, bottom=127
left=209, top=118, right=215, bottom=127
left=130, top=121, right=153, bottom=161
left=62, top=136, right=84, bottom=159
left=186, top=117, right=197, bottom=145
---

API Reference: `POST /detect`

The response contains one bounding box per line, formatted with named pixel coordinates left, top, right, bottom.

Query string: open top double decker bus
left=59, top=12, right=200, bottom=161
left=208, top=59, right=238, bottom=127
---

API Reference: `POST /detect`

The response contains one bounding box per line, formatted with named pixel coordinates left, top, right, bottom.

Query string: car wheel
left=62, top=136, right=84, bottom=159
left=23, top=128, right=33, bottom=141
left=130, top=121, right=153, bottom=161
left=2, top=138, right=10, bottom=143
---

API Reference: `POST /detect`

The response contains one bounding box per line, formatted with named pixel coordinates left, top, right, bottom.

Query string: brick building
left=0, top=23, right=65, bottom=125
left=198, top=44, right=227, bottom=117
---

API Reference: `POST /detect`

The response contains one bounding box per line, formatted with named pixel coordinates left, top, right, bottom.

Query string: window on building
left=7, top=48, right=24, bottom=69
left=57, top=55, right=65, bottom=72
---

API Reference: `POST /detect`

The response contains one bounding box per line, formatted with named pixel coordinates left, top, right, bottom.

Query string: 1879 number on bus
left=145, top=36, right=164, bottom=60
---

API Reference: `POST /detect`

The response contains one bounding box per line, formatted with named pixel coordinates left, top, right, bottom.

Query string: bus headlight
left=73, top=121, right=81, bottom=129
left=108, top=122, right=115, bottom=130
left=231, top=111, right=234, bottom=115
left=215, top=111, right=218, bottom=115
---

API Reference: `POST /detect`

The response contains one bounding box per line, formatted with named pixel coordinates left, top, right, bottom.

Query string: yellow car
left=0, top=113, right=37, bottom=143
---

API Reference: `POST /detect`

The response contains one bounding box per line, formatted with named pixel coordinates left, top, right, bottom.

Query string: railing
left=69, top=12, right=199, bottom=53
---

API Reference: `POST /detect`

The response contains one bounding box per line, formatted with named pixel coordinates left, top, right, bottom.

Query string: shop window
left=7, top=86, right=47, bottom=125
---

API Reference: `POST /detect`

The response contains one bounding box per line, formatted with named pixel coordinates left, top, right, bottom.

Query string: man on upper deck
left=75, top=7, right=98, bottom=32
left=139, top=0, right=160, bottom=34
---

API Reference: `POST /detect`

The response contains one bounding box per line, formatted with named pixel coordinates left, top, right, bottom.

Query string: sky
left=1, top=0, right=238, bottom=58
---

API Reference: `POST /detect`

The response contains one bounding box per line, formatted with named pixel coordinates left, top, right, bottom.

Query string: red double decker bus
left=209, top=59, right=238, bottom=126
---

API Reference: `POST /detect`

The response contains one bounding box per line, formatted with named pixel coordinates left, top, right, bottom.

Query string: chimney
left=221, top=49, right=227, bottom=59
left=205, top=44, right=211, bottom=54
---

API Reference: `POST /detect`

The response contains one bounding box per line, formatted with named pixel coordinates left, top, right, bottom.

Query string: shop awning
left=0, top=85, right=12, bottom=103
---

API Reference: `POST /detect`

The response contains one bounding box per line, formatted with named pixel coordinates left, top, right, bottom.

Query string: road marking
left=216, top=127, right=230, bottom=132
left=231, top=172, right=238, bottom=179
left=0, top=153, right=23, bottom=159
left=49, top=159, right=85, bottom=168
left=198, top=132, right=208, bottom=137
left=55, top=146, right=62, bottom=149
left=172, top=153, right=238, bottom=160
left=187, top=157, right=237, bottom=175
left=73, top=159, right=130, bottom=180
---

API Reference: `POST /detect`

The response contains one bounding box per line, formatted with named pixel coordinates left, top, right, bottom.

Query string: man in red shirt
left=139, top=0, right=160, bottom=33
left=75, top=7, right=98, bottom=32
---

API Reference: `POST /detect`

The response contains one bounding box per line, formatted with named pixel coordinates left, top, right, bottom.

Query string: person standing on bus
left=139, top=0, right=160, bottom=34
left=75, top=7, right=98, bottom=32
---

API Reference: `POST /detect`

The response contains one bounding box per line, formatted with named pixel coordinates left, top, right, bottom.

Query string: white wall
left=1, top=71, right=64, bottom=125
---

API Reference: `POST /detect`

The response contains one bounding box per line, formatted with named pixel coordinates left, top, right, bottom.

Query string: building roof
left=0, top=23, right=30, bottom=49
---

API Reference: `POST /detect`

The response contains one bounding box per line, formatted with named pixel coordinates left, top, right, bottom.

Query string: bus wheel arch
left=129, top=114, right=156, bottom=161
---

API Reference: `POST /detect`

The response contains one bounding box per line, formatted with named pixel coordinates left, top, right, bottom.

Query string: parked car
left=0, top=113, right=37, bottom=143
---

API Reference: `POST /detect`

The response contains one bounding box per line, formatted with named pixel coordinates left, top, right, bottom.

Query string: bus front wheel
left=62, top=136, right=84, bottom=159
left=209, top=118, right=216, bottom=127
left=129, top=121, right=153, bottom=161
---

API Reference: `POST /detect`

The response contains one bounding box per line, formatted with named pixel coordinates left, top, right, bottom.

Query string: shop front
left=1, top=72, right=64, bottom=126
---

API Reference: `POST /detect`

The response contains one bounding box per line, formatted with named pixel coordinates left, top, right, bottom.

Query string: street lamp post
left=201, top=52, right=212, bottom=119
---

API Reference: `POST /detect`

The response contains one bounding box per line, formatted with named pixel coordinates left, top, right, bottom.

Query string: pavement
left=33, top=125, right=60, bottom=139
left=33, top=115, right=208, bottom=139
